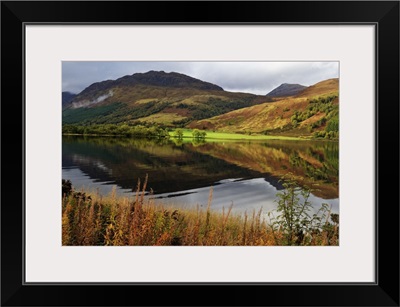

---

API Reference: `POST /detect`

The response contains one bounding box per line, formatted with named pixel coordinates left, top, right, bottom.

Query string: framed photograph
left=1, top=1, right=399, bottom=306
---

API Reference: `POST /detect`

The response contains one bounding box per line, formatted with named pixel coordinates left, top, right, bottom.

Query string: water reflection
left=62, top=136, right=339, bottom=215
left=152, top=177, right=339, bottom=218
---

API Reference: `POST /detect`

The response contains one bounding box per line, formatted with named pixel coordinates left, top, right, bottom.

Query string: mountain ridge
left=69, top=70, right=224, bottom=108
left=62, top=70, right=270, bottom=126
left=266, top=83, right=307, bottom=97
left=62, top=91, right=77, bottom=108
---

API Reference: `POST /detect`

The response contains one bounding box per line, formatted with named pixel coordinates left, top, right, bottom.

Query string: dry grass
left=296, top=78, right=339, bottom=98
left=62, top=176, right=337, bottom=246
left=189, top=78, right=339, bottom=137
left=189, top=97, right=309, bottom=134
left=138, top=112, right=187, bottom=125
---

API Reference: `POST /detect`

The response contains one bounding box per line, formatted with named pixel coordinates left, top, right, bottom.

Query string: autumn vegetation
left=62, top=175, right=339, bottom=246
left=63, top=78, right=339, bottom=140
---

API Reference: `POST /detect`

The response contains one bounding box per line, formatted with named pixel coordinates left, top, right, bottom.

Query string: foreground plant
left=267, top=173, right=339, bottom=246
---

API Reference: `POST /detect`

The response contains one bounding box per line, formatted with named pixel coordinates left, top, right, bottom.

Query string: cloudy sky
left=62, top=61, right=339, bottom=95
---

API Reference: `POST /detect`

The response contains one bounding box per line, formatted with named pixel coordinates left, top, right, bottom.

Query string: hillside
left=62, top=71, right=269, bottom=125
left=266, top=83, right=306, bottom=97
left=62, top=91, right=76, bottom=108
left=189, top=78, right=339, bottom=138
left=296, top=78, right=338, bottom=97
left=69, top=70, right=223, bottom=106
left=62, top=71, right=339, bottom=139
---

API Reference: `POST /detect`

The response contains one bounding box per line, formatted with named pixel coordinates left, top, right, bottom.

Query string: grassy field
left=169, top=129, right=306, bottom=141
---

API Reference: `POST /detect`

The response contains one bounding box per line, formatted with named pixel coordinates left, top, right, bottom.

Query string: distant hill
left=62, top=71, right=269, bottom=125
left=266, top=83, right=306, bottom=97
left=62, top=91, right=76, bottom=108
left=296, top=78, right=338, bottom=97
left=189, top=78, right=339, bottom=137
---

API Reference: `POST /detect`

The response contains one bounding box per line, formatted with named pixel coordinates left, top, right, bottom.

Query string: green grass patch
left=169, top=129, right=305, bottom=141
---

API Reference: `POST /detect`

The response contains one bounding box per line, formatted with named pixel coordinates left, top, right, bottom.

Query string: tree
left=325, top=118, right=339, bottom=132
left=192, top=129, right=201, bottom=139
left=173, top=129, right=184, bottom=140
left=192, top=129, right=206, bottom=140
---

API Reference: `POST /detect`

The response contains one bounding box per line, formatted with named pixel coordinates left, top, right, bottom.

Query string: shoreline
left=62, top=132, right=338, bottom=142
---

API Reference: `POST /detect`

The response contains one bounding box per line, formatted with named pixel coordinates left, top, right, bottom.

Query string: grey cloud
left=62, top=61, right=339, bottom=95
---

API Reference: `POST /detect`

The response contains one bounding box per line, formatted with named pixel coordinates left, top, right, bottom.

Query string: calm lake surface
left=62, top=136, right=339, bottom=217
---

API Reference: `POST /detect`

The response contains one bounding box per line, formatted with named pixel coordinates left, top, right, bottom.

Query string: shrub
left=192, top=129, right=207, bottom=139
left=267, top=174, right=338, bottom=245
left=62, top=179, right=72, bottom=197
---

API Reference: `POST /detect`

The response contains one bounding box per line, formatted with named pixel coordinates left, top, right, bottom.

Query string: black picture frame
left=1, top=1, right=399, bottom=306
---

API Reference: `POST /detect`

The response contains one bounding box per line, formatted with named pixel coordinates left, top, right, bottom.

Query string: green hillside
left=188, top=78, right=339, bottom=139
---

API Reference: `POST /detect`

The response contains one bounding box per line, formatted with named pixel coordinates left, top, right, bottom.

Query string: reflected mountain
left=187, top=139, right=338, bottom=199
left=62, top=136, right=338, bottom=199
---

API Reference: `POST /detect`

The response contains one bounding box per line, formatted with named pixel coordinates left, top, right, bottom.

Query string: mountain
left=73, top=70, right=224, bottom=105
left=62, top=91, right=76, bottom=108
left=62, top=71, right=339, bottom=138
left=62, top=71, right=269, bottom=125
left=296, top=78, right=338, bottom=97
left=189, top=78, right=339, bottom=137
left=266, top=83, right=307, bottom=97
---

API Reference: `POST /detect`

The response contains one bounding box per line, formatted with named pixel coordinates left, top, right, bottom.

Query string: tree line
left=62, top=123, right=170, bottom=139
